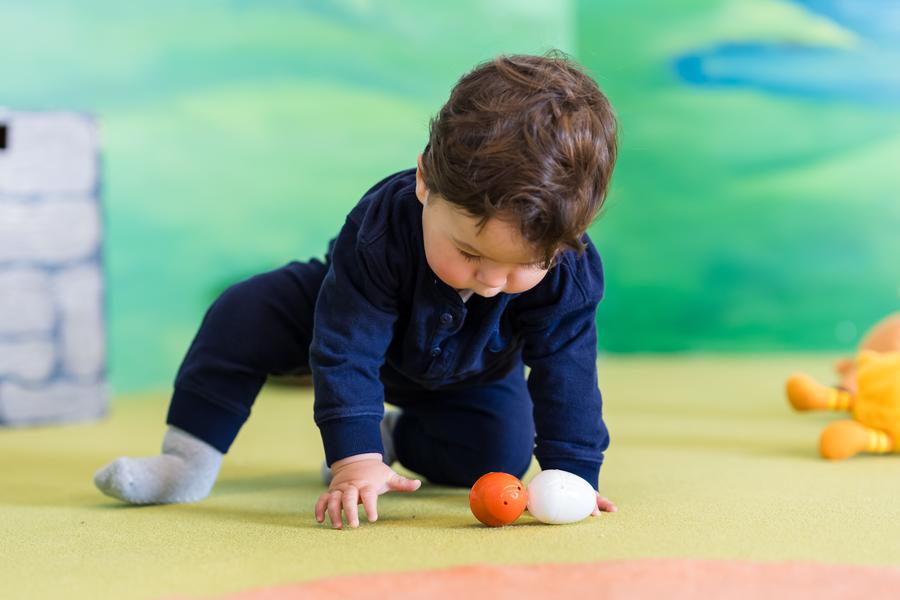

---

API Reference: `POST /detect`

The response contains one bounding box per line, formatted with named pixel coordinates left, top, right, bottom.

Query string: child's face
left=415, top=157, right=550, bottom=298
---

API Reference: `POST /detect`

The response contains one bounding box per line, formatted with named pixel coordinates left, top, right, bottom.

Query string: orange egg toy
left=469, top=472, right=528, bottom=527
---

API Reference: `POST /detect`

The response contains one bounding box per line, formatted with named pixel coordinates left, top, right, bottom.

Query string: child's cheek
left=506, top=269, right=548, bottom=294
left=429, top=249, right=469, bottom=289
left=440, top=259, right=471, bottom=289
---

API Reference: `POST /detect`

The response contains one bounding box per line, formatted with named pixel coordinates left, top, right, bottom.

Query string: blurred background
left=2, top=0, right=898, bottom=394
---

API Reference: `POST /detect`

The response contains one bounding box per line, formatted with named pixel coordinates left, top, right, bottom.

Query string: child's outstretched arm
left=309, top=195, right=415, bottom=527
left=518, top=245, right=614, bottom=514
left=314, top=453, right=421, bottom=529
left=521, top=298, right=616, bottom=515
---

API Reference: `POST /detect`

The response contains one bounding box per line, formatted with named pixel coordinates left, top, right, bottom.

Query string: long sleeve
left=517, top=239, right=608, bottom=491
left=310, top=215, right=400, bottom=466
left=521, top=301, right=608, bottom=490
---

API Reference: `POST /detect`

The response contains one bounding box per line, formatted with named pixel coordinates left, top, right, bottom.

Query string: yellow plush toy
left=786, top=313, right=900, bottom=460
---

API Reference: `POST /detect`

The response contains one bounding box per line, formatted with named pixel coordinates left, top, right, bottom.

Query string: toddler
left=95, top=52, right=619, bottom=529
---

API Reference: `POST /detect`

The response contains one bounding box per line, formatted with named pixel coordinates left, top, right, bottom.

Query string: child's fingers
left=596, top=494, right=617, bottom=513
left=327, top=490, right=344, bottom=529
left=342, top=486, right=361, bottom=528
left=360, top=488, right=379, bottom=522
left=387, top=473, right=422, bottom=493
left=314, top=492, right=330, bottom=523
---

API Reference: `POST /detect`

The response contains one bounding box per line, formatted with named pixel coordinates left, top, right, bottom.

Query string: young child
left=94, top=52, right=619, bottom=529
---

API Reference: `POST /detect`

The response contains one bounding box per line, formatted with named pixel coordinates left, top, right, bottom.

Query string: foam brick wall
left=0, top=109, right=107, bottom=425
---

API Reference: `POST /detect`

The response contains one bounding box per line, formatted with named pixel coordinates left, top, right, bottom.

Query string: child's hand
left=591, top=493, right=617, bottom=516
left=315, top=453, right=421, bottom=529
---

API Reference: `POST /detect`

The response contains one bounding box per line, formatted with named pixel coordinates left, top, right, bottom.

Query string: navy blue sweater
left=310, top=169, right=609, bottom=489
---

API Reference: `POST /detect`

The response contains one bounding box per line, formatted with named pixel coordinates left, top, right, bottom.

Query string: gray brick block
left=0, top=269, right=54, bottom=335
left=0, top=381, right=107, bottom=425
left=0, top=340, right=55, bottom=382
left=0, top=112, right=97, bottom=195
left=54, top=265, right=104, bottom=378
left=0, top=198, right=100, bottom=263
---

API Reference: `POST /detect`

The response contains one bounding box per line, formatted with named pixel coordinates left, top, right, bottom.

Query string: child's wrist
left=330, top=452, right=383, bottom=470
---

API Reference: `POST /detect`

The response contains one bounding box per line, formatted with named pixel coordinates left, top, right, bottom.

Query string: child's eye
left=459, top=250, right=481, bottom=263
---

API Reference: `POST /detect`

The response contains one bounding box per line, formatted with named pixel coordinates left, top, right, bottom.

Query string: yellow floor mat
left=3, top=356, right=899, bottom=600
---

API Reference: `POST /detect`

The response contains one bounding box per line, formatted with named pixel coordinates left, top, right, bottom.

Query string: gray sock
left=94, top=426, right=223, bottom=504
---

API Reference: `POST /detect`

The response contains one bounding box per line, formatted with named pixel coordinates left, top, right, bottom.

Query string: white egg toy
left=526, top=469, right=597, bottom=525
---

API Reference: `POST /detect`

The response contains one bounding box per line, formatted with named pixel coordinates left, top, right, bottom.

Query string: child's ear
left=415, top=153, right=428, bottom=205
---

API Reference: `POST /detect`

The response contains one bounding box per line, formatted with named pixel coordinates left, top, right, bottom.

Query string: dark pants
left=167, top=262, right=535, bottom=487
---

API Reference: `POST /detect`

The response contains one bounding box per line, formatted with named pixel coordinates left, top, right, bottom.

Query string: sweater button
left=430, top=346, right=442, bottom=357
left=440, top=313, right=453, bottom=325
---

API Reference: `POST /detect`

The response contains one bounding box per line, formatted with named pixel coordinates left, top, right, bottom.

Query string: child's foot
left=93, top=426, right=223, bottom=504
left=321, top=409, right=401, bottom=485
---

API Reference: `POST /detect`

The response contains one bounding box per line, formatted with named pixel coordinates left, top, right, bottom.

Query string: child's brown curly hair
left=422, top=51, right=618, bottom=268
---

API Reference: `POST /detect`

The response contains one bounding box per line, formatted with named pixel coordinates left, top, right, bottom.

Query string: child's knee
left=201, top=272, right=314, bottom=372
left=214, top=272, right=282, bottom=314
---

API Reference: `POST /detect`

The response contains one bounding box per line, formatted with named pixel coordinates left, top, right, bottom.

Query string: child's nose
left=475, top=265, right=507, bottom=289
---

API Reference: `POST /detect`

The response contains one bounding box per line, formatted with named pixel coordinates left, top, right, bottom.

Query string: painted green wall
left=578, top=0, right=900, bottom=351
left=2, top=0, right=898, bottom=392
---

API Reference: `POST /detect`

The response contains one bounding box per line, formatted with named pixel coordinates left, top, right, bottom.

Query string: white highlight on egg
left=526, top=469, right=596, bottom=525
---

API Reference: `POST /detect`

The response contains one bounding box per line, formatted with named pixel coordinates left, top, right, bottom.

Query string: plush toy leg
left=786, top=373, right=854, bottom=411
left=819, top=420, right=894, bottom=460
